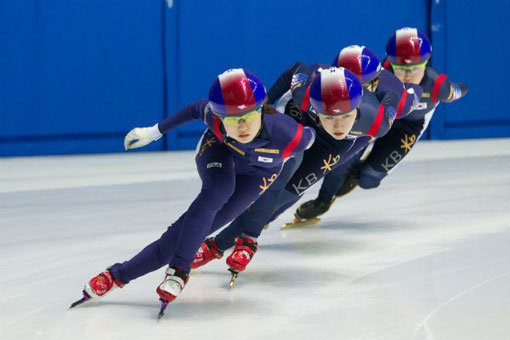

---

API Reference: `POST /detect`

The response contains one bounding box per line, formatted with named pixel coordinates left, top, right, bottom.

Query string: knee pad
left=357, top=164, right=386, bottom=189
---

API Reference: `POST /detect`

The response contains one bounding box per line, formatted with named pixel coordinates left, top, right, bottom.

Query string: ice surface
left=1, top=139, right=510, bottom=340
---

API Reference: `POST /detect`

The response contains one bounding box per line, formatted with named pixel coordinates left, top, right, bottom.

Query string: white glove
left=124, top=123, right=163, bottom=150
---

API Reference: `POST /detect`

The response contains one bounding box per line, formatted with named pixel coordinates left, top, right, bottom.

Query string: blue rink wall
left=1, top=0, right=509, bottom=156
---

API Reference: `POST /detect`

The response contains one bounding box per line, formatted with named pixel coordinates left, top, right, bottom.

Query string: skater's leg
left=110, top=132, right=236, bottom=282
left=213, top=154, right=303, bottom=250
left=317, top=146, right=366, bottom=203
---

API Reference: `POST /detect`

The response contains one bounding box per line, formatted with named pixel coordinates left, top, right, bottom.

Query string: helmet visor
left=362, top=77, right=380, bottom=93
left=215, top=106, right=262, bottom=126
left=391, top=61, right=427, bottom=75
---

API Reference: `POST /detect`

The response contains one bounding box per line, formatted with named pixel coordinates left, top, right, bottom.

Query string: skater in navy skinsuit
left=70, top=69, right=315, bottom=313
left=191, top=66, right=400, bottom=277
left=297, top=28, right=469, bottom=221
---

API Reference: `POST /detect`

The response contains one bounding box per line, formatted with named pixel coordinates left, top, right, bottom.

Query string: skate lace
left=88, top=272, right=115, bottom=296
left=234, top=250, right=251, bottom=261
left=92, top=277, right=110, bottom=294
left=160, top=275, right=185, bottom=296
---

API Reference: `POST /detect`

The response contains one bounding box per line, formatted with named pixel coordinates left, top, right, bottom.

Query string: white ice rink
left=1, top=138, right=510, bottom=340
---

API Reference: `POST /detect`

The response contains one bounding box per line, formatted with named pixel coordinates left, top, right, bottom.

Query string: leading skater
left=70, top=68, right=315, bottom=317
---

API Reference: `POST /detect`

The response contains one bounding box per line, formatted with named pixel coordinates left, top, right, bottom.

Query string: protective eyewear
left=391, top=61, right=427, bottom=74
left=216, top=107, right=262, bottom=126
left=363, top=78, right=380, bottom=92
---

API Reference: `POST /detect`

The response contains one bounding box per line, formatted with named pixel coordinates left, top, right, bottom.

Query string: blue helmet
left=386, top=27, right=432, bottom=65
left=208, top=68, right=266, bottom=116
left=332, top=45, right=382, bottom=83
left=310, top=67, right=363, bottom=115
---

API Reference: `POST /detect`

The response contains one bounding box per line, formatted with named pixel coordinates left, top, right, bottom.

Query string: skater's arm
left=368, top=92, right=398, bottom=138
left=430, top=71, right=468, bottom=104
left=350, top=91, right=397, bottom=139
left=443, top=82, right=468, bottom=103
left=267, top=62, right=308, bottom=104
left=158, top=99, right=209, bottom=133
left=124, top=99, right=208, bottom=150
left=397, top=84, right=423, bottom=119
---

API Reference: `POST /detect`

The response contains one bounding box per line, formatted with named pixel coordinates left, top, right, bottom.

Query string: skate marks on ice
left=2, top=140, right=510, bottom=339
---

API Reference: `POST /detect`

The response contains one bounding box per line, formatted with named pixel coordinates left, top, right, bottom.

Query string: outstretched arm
left=444, top=82, right=468, bottom=102
left=266, top=62, right=308, bottom=104
left=124, top=99, right=208, bottom=150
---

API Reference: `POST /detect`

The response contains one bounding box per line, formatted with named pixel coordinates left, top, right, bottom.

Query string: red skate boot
left=156, top=266, right=189, bottom=319
left=192, top=237, right=224, bottom=269
left=225, top=236, right=258, bottom=288
left=70, top=270, right=124, bottom=309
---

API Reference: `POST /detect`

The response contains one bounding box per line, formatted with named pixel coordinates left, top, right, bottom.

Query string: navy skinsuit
left=213, top=63, right=399, bottom=250
left=109, top=99, right=314, bottom=281
left=318, top=63, right=468, bottom=204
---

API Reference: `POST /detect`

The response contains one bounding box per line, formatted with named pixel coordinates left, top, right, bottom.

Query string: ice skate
left=280, top=198, right=331, bottom=229
left=156, top=266, right=189, bottom=319
left=334, top=175, right=358, bottom=198
left=225, top=236, right=258, bottom=288
left=281, top=215, right=321, bottom=229
left=192, top=237, right=224, bottom=269
left=69, top=270, right=124, bottom=309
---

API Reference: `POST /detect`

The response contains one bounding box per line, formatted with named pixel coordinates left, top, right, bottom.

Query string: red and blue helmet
left=208, top=68, right=266, bottom=116
left=310, top=67, right=363, bottom=116
left=386, top=27, right=432, bottom=65
left=332, top=45, right=382, bottom=83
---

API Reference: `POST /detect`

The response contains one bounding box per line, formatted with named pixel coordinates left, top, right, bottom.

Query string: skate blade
left=228, top=269, right=238, bottom=289
left=281, top=217, right=321, bottom=229
left=69, top=291, right=91, bottom=309
left=157, top=298, right=169, bottom=321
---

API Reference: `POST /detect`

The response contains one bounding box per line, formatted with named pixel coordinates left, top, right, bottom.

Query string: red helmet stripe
left=218, top=69, right=257, bottom=114
left=321, top=68, right=351, bottom=113
left=338, top=46, right=364, bottom=81
left=396, top=28, right=422, bottom=64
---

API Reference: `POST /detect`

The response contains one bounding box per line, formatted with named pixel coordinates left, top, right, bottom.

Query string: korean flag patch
left=258, top=156, right=274, bottom=163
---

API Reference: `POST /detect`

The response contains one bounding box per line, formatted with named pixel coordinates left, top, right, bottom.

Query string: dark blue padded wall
left=164, top=0, right=428, bottom=150
left=2, top=1, right=509, bottom=156
left=0, top=1, right=166, bottom=156
left=429, top=0, right=510, bottom=139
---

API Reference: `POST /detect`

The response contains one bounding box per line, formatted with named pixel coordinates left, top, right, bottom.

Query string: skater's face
left=392, top=61, right=426, bottom=85
left=318, top=108, right=357, bottom=140
left=220, top=107, right=262, bottom=143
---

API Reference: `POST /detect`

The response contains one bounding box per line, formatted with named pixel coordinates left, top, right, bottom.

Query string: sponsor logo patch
left=207, top=162, right=222, bottom=168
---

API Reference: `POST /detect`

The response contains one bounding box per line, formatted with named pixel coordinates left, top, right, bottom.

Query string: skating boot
left=335, top=174, right=358, bottom=198
left=70, top=270, right=124, bottom=309
left=281, top=199, right=330, bottom=229
left=156, top=266, right=189, bottom=319
left=225, top=236, right=258, bottom=288
left=192, top=237, right=224, bottom=269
